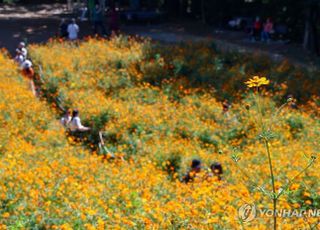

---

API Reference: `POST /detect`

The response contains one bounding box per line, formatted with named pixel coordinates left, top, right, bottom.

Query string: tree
left=303, top=0, right=320, bottom=55
left=67, top=0, right=73, bottom=11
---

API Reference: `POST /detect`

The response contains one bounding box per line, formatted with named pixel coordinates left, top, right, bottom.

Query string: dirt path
left=0, top=4, right=319, bottom=70
left=123, top=23, right=319, bottom=70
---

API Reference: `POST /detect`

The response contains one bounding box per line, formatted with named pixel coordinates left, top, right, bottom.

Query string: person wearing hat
left=21, top=60, right=33, bottom=76
left=17, top=42, right=27, bottom=59
left=21, top=59, right=36, bottom=96
left=14, top=49, right=25, bottom=65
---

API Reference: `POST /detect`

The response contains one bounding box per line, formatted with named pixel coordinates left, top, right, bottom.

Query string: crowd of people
left=12, top=41, right=91, bottom=134
left=58, top=4, right=119, bottom=40
left=11, top=36, right=297, bottom=186
left=59, top=107, right=223, bottom=183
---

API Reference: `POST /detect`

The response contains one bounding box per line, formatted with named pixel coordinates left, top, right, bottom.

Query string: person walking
left=59, top=18, right=69, bottom=38
left=67, top=18, right=80, bottom=40
left=17, top=42, right=27, bottom=59
left=108, top=5, right=119, bottom=34
left=251, top=17, right=262, bottom=41
left=14, top=49, right=25, bottom=66
left=261, top=18, right=274, bottom=42
left=93, top=4, right=107, bottom=36
left=21, top=59, right=36, bottom=96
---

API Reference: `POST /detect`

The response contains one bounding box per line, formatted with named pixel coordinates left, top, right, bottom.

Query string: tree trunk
left=130, top=0, right=140, bottom=10
left=99, top=0, right=106, bottom=19
left=99, top=0, right=105, bottom=11
left=201, top=0, right=206, bottom=24
left=303, top=3, right=319, bottom=56
left=303, top=10, right=310, bottom=49
left=179, top=0, right=185, bottom=17
left=67, top=0, right=73, bottom=12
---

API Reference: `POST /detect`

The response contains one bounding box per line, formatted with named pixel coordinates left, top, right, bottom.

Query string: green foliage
left=286, top=115, right=304, bottom=138
left=159, top=151, right=182, bottom=179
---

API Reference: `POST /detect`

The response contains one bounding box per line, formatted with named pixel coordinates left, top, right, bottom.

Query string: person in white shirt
left=60, top=109, right=72, bottom=127
left=18, top=42, right=27, bottom=59
left=67, top=18, right=80, bottom=40
left=69, top=109, right=90, bottom=132
left=14, top=49, right=25, bottom=66
left=14, top=42, right=27, bottom=66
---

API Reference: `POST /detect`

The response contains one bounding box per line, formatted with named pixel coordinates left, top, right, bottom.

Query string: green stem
left=254, top=88, right=265, bottom=130
left=234, top=161, right=260, bottom=190
left=268, top=102, right=288, bottom=131
left=276, top=158, right=315, bottom=199
left=264, top=138, right=277, bottom=230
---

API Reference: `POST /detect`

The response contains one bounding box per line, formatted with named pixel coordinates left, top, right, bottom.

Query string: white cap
left=19, top=42, right=26, bottom=47
left=22, top=59, right=32, bottom=69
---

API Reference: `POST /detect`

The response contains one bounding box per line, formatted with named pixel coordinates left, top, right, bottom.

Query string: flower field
left=0, top=37, right=319, bottom=229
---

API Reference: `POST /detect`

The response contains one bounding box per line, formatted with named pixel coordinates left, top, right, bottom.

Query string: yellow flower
left=245, top=76, right=270, bottom=88
left=303, top=192, right=311, bottom=197
left=290, top=183, right=299, bottom=190
left=305, top=200, right=312, bottom=205
left=2, top=212, right=10, bottom=218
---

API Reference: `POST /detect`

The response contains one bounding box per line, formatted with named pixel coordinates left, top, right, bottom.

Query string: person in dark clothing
left=93, top=4, right=107, bottom=35
left=209, top=162, right=223, bottom=181
left=108, top=5, right=119, bottom=34
left=222, top=100, right=231, bottom=113
left=252, top=17, right=262, bottom=41
left=287, top=94, right=298, bottom=110
left=182, top=159, right=202, bottom=183
left=59, top=18, right=69, bottom=38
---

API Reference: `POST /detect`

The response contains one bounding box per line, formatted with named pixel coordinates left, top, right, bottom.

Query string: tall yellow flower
left=245, top=76, right=270, bottom=88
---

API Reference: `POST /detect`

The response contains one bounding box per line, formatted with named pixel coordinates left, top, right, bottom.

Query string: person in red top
left=21, top=60, right=36, bottom=96
left=252, top=17, right=262, bottom=41
left=261, top=18, right=274, bottom=42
